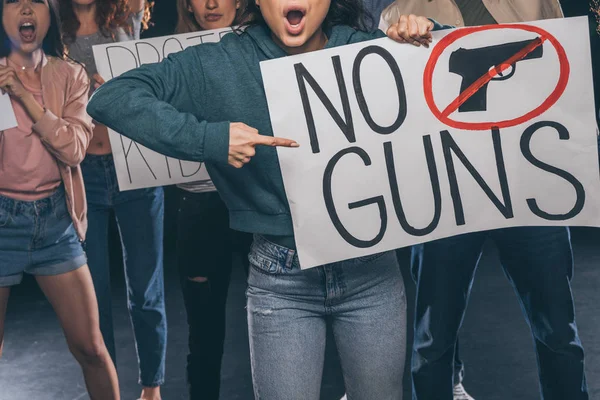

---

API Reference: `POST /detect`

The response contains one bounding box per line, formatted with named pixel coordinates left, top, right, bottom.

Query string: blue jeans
left=246, top=235, right=407, bottom=400
left=81, top=154, right=166, bottom=387
left=0, top=186, right=87, bottom=286
left=410, top=227, right=587, bottom=400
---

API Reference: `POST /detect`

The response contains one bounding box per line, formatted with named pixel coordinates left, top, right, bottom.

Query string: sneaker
left=453, top=383, right=475, bottom=400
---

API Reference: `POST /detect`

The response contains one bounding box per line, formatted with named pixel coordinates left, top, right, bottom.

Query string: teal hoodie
left=87, top=22, right=449, bottom=248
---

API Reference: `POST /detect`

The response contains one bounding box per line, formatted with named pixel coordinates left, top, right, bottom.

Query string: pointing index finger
left=254, top=134, right=299, bottom=148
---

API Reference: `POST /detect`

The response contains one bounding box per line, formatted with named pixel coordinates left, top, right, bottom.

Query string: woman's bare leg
left=36, top=265, right=120, bottom=400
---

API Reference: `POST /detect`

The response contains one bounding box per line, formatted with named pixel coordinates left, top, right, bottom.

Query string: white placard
left=261, top=17, right=600, bottom=269
left=0, top=92, right=17, bottom=131
left=92, top=27, right=237, bottom=191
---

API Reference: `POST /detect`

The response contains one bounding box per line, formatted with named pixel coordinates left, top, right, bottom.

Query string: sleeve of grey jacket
left=86, top=50, right=230, bottom=165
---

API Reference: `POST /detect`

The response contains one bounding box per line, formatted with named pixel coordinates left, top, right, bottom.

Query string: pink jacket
left=379, top=0, right=564, bottom=30
left=0, top=55, right=93, bottom=240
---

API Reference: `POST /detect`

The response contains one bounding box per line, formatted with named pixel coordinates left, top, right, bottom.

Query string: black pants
left=410, top=227, right=587, bottom=400
left=176, top=189, right=253, bottom=400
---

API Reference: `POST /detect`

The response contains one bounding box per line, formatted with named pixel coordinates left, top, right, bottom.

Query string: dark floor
left=1, top=227, right=600, bottom=400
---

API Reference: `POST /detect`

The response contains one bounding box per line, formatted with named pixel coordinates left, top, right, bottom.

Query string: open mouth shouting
left=283, top=6, right=306, bottom=35
left=18, top=19, right=37, bottom=43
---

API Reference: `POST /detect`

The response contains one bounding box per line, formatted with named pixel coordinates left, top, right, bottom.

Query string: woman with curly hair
left=57, top=1, right=165, bottom=399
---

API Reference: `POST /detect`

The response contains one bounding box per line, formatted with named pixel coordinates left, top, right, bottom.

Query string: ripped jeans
left=246, top=235, right=407, bottom=400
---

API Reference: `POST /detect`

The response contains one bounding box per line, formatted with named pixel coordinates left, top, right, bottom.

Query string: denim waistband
left=252, top=234, right=301, bottom=270
left=0, top=185, right=65, bottom=216
left=82, top=153, right=115, bottom=167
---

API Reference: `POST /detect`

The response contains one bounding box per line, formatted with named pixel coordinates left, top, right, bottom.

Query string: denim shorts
left=0, top=186, right=87, bottom=287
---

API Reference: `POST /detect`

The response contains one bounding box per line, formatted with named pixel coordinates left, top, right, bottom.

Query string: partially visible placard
left=92, top=27, right=237, bottom=190
left=0, top=92, right=17, bottom=131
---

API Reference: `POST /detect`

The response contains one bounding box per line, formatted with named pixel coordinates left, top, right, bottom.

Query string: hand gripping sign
left=260, top=16, right=600, bottom=269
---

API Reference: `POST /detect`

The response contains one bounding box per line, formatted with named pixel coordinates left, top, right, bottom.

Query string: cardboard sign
left=261, top=17, right=600, bottom=269
left=0, top=92, right=17, bottom=131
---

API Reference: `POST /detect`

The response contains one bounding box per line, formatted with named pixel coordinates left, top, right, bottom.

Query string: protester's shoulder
left=106, top=9, right=145, bottom=42
left=129, top=9, right=145, bottom=26
left=220, top=26, right=262, bottom=56
left=47, top=56, right=89, bottom=88
left=351, top=29, right=387, bottom=43
left=48, top=56, right=87, bottom=78
left=123, top=9, right=145, bottom=40
left=183, top=28, right=255, bottom=62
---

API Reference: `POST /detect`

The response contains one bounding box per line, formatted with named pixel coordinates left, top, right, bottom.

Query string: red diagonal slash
left=423, top=24, right=569, bottom=131
left=441, top=36, right=547, bottom=118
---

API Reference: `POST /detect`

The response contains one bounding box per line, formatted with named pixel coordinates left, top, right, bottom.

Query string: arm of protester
left=87, top=50, right=298, bottom=168
left=87, top=52, right=224, bottom=163
left=33, top=64, right=93, bottom=167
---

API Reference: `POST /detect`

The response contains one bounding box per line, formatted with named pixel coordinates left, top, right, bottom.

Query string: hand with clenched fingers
left=0, top=65, right=29, bottom=99
left=387, top=14, right=435, bottom=48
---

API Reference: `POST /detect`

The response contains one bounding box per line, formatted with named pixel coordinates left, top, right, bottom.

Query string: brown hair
left=175, top=0, right=249, bottom=33
left=59, top=0, right=153, bottom=43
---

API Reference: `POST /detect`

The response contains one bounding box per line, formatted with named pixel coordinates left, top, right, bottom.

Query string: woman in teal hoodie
left=88, top=2, right=444, bottom=398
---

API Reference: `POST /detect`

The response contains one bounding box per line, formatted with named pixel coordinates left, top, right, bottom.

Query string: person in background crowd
left=380, top=0, right=563, bottom=30
left=88, top=0, right=451, bottom=398
left=381, top=1, right=587, bottom=400
left=58, top=1, right=166, bottom=399
left=360, top=0, right=394, bottom=30
left=0, top=0, right=119, bottom=398
left=173, top=0, right=253, bottom=398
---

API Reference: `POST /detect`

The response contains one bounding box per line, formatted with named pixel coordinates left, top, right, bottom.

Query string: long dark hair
left=0, top=0, right=66, bottom=58
left=244, top=0, right=374, bottom=32
left=58, top=0, right=153, bottom=44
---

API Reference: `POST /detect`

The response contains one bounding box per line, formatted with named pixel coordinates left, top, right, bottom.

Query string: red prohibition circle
left=423, top=24, right=570, bottom=131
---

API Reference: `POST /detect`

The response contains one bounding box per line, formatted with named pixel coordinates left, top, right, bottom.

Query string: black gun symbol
left=449, top=38, right=544, bottom=113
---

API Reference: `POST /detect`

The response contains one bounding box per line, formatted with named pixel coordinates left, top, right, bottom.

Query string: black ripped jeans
left=176, top=189, right=253, bottom=400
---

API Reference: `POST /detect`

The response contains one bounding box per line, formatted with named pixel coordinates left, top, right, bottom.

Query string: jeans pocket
left=249, top=251, right=294, bottom=275
left=249, top=253, right=279, bottom=274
